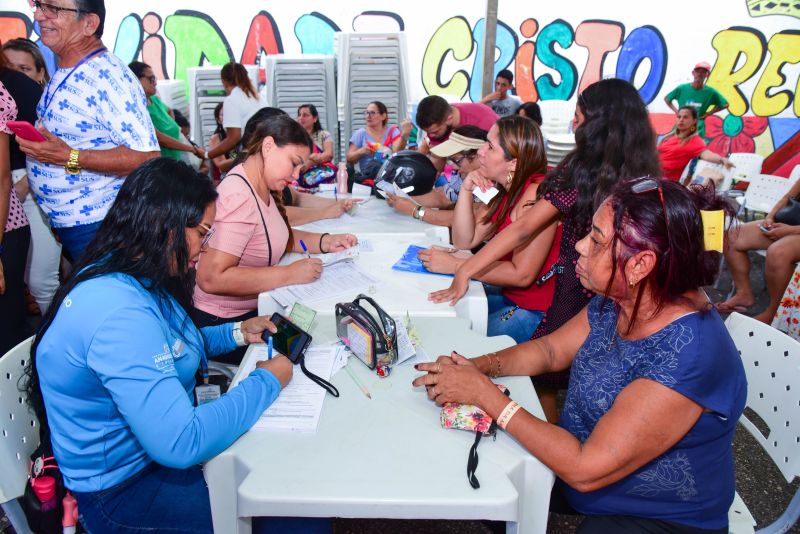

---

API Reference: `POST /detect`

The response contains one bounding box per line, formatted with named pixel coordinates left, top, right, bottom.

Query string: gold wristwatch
left=64, top=149, right=81, bottom=175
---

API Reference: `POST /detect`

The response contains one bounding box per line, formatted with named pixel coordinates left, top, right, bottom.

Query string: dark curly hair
left=538, top=79, right=661, bottom=234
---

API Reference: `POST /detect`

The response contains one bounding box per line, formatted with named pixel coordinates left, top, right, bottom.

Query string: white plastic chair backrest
left=742, top=174, right=794, bottom=215
left=537, top=100, right=572, bottom=134
left=0, top=336, right=39, bottom=502
left=693, top=160, right=728, bottom=189
left=788, top=164, right=800, bottom=186
left=724, top=313, right=800, bottom=483
left=728, top=153, right=765, bottom=184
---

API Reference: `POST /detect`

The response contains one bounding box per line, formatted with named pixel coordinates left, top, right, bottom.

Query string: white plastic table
left=258, top=231, right=489, bottom=334
left=297, top=194, right=451, bottom=242
left=205, top=316, right=554, bottom=534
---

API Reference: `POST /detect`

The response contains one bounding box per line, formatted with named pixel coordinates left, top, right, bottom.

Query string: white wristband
left=232, top=321, right=246, bottom=346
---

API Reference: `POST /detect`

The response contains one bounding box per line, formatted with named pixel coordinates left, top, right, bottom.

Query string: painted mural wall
left=2, top=0, right=798, bottom=175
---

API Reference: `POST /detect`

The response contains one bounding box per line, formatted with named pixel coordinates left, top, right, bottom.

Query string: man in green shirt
left=664, top=62, right=729, bottom=139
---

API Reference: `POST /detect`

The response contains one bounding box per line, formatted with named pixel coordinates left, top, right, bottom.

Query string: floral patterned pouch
left=440, top=385, right=509, bottom=489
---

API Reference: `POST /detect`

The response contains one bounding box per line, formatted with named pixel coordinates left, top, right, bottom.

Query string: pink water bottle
left=336, top=162, right=348, bottom=194
left=31, top=475, right=58, bottom=512
left=62, top=492, right=78, bottom=534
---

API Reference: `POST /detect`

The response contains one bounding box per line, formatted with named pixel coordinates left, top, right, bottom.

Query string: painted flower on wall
left=705, top=114, right=768, bottom=156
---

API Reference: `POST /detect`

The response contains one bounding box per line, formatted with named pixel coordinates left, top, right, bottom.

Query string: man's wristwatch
left=64, top=149, right=81, bottom=175
left=413, top=206, right=426, bottom=220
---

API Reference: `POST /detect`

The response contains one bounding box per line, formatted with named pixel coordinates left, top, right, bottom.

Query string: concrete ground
left=4, top=252, right=798, bottom=534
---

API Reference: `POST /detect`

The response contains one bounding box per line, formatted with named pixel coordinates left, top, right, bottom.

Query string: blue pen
left=299, top=239, right=310, bottom=258
left=267, top=335, right=273, bottom=360
left=334, top=186, right=338, bottom=201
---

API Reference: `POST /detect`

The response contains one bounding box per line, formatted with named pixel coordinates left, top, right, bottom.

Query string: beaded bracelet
left=497, top=401, right=521, bottom=430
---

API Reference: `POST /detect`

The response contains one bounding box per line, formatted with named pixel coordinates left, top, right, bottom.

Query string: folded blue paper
left=391, top=245, right=454, bottom=278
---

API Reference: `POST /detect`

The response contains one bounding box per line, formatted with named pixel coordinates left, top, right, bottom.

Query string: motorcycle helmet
left=375, top=150, right=436, bottom=196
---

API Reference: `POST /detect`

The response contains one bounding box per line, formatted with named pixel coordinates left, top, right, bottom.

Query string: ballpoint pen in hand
left=268, top=335, right=273, bottom=360
left=299, top=239, right=311, bottom=258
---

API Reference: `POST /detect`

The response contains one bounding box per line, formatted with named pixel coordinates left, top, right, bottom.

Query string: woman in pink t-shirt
left=657, top=106, right=733, bottom=183
left=193, top=115, right=357, bottom=362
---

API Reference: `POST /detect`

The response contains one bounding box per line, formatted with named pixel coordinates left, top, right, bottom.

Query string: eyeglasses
left=450, top=153, right=475, bottom=167
left=32, top=0, right=80, bottom=18
left=198, top=223, right=215, bottom=251
left=140, top=75, right=156, bottom=84
left=364, top=111, right=379, bottom=117
left=631, top=178, right=671, bottom=246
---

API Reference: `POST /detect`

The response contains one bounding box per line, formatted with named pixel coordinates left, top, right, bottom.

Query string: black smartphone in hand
left=262, top=313, right=312, bottom=363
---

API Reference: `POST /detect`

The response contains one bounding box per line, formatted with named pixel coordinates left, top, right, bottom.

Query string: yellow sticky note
left=700, top=210, right=724, bottom=252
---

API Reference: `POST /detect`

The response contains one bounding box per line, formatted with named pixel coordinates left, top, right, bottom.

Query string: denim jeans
left=73, top=462, right=332, bottom=534
left=486, top=286, right=544, bottom=344
left=55, top=221, right=102, bottom=263
left=73, top=463, right=214, bottom=534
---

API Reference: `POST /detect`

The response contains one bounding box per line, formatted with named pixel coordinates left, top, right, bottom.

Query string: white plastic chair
left=724, top=313, right=800, bottom=533
left=721, top=153, right=765, bottom=191
left=538, top=99, right=573, bottom=135
left=735, top=174, right=796, bottom=220
left=0, top=336, right=38, bottom=534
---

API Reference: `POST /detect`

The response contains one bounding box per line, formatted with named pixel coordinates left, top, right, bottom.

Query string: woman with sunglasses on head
left=418, top=116, right=562, bottom=343
left=658, top=106, right=733, bottom=183
left=430, top=79, right=661, bottom=422
left=415, top=179, right=746, bottom=533
left=347, top=101, right=412, bottom=178
left=386, top=125, right=487, bottom=228
left=26, top=158, right=293, bottom=534
left=129, top=61, right=205, bottom=162
left=193, top=115, right=357, bottom=363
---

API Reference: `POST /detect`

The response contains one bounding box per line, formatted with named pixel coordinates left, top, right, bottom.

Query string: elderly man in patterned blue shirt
left=18, top=0, right=159, bottom=261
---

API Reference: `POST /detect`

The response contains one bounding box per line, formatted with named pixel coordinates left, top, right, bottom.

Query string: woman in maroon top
left=430, top=79, right=662, bottom=422
left=419, top=115, right=561, bottom=343
left=658, top=106, right=732, bottom=182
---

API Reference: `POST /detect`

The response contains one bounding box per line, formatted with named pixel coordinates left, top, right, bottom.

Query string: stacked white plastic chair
left=545, top=133, right=576, bottom=168
left=537, top=100, right=574, bottom=166
left=0, top=337, right=38, bottom=534
left=724, top=313, right=800, bottom=533
left=335, top=33, right=411, bottom=162
left=264, top=55, right=337, bottom=159
left=187, top=65, right=259, bottom=148
left=155, top=79, right=190, bottom=119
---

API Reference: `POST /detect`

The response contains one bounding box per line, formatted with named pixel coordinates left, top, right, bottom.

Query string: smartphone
left=262, top=313, right=312, bottom=363
left=7, top=121, right=46, bottom=142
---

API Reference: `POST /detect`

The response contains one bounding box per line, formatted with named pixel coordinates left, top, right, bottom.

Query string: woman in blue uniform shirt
left=25, top=158, right=292, bottom=533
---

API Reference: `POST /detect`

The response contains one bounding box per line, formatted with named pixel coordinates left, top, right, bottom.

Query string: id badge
left=195, top=384, right=221, bottom=405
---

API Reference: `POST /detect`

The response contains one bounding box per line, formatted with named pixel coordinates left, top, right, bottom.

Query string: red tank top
left=490, top=173, right=562, bottom=311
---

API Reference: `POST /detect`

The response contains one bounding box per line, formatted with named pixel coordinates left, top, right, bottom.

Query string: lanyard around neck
left=41, top=47, right=107, bottom=118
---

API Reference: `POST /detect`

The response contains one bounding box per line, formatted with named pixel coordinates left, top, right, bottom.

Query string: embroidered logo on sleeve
left=153, top=344, right=176, bottom=374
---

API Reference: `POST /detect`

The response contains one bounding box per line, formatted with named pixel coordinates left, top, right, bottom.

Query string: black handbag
left=774, top=197, right=800, bottom=226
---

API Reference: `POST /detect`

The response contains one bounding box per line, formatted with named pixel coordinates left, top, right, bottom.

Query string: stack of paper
left=232, top=345, right=338, bottom=433
left=271, top=261, right=380, bottom=307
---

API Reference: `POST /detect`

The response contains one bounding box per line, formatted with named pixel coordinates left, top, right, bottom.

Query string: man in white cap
left=664, top=61, right=728, bottom=139
left=386, top=126, right=486, bottom=227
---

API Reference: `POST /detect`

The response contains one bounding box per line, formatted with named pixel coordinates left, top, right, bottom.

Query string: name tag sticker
left=195, top=384, right=221, bottom=406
